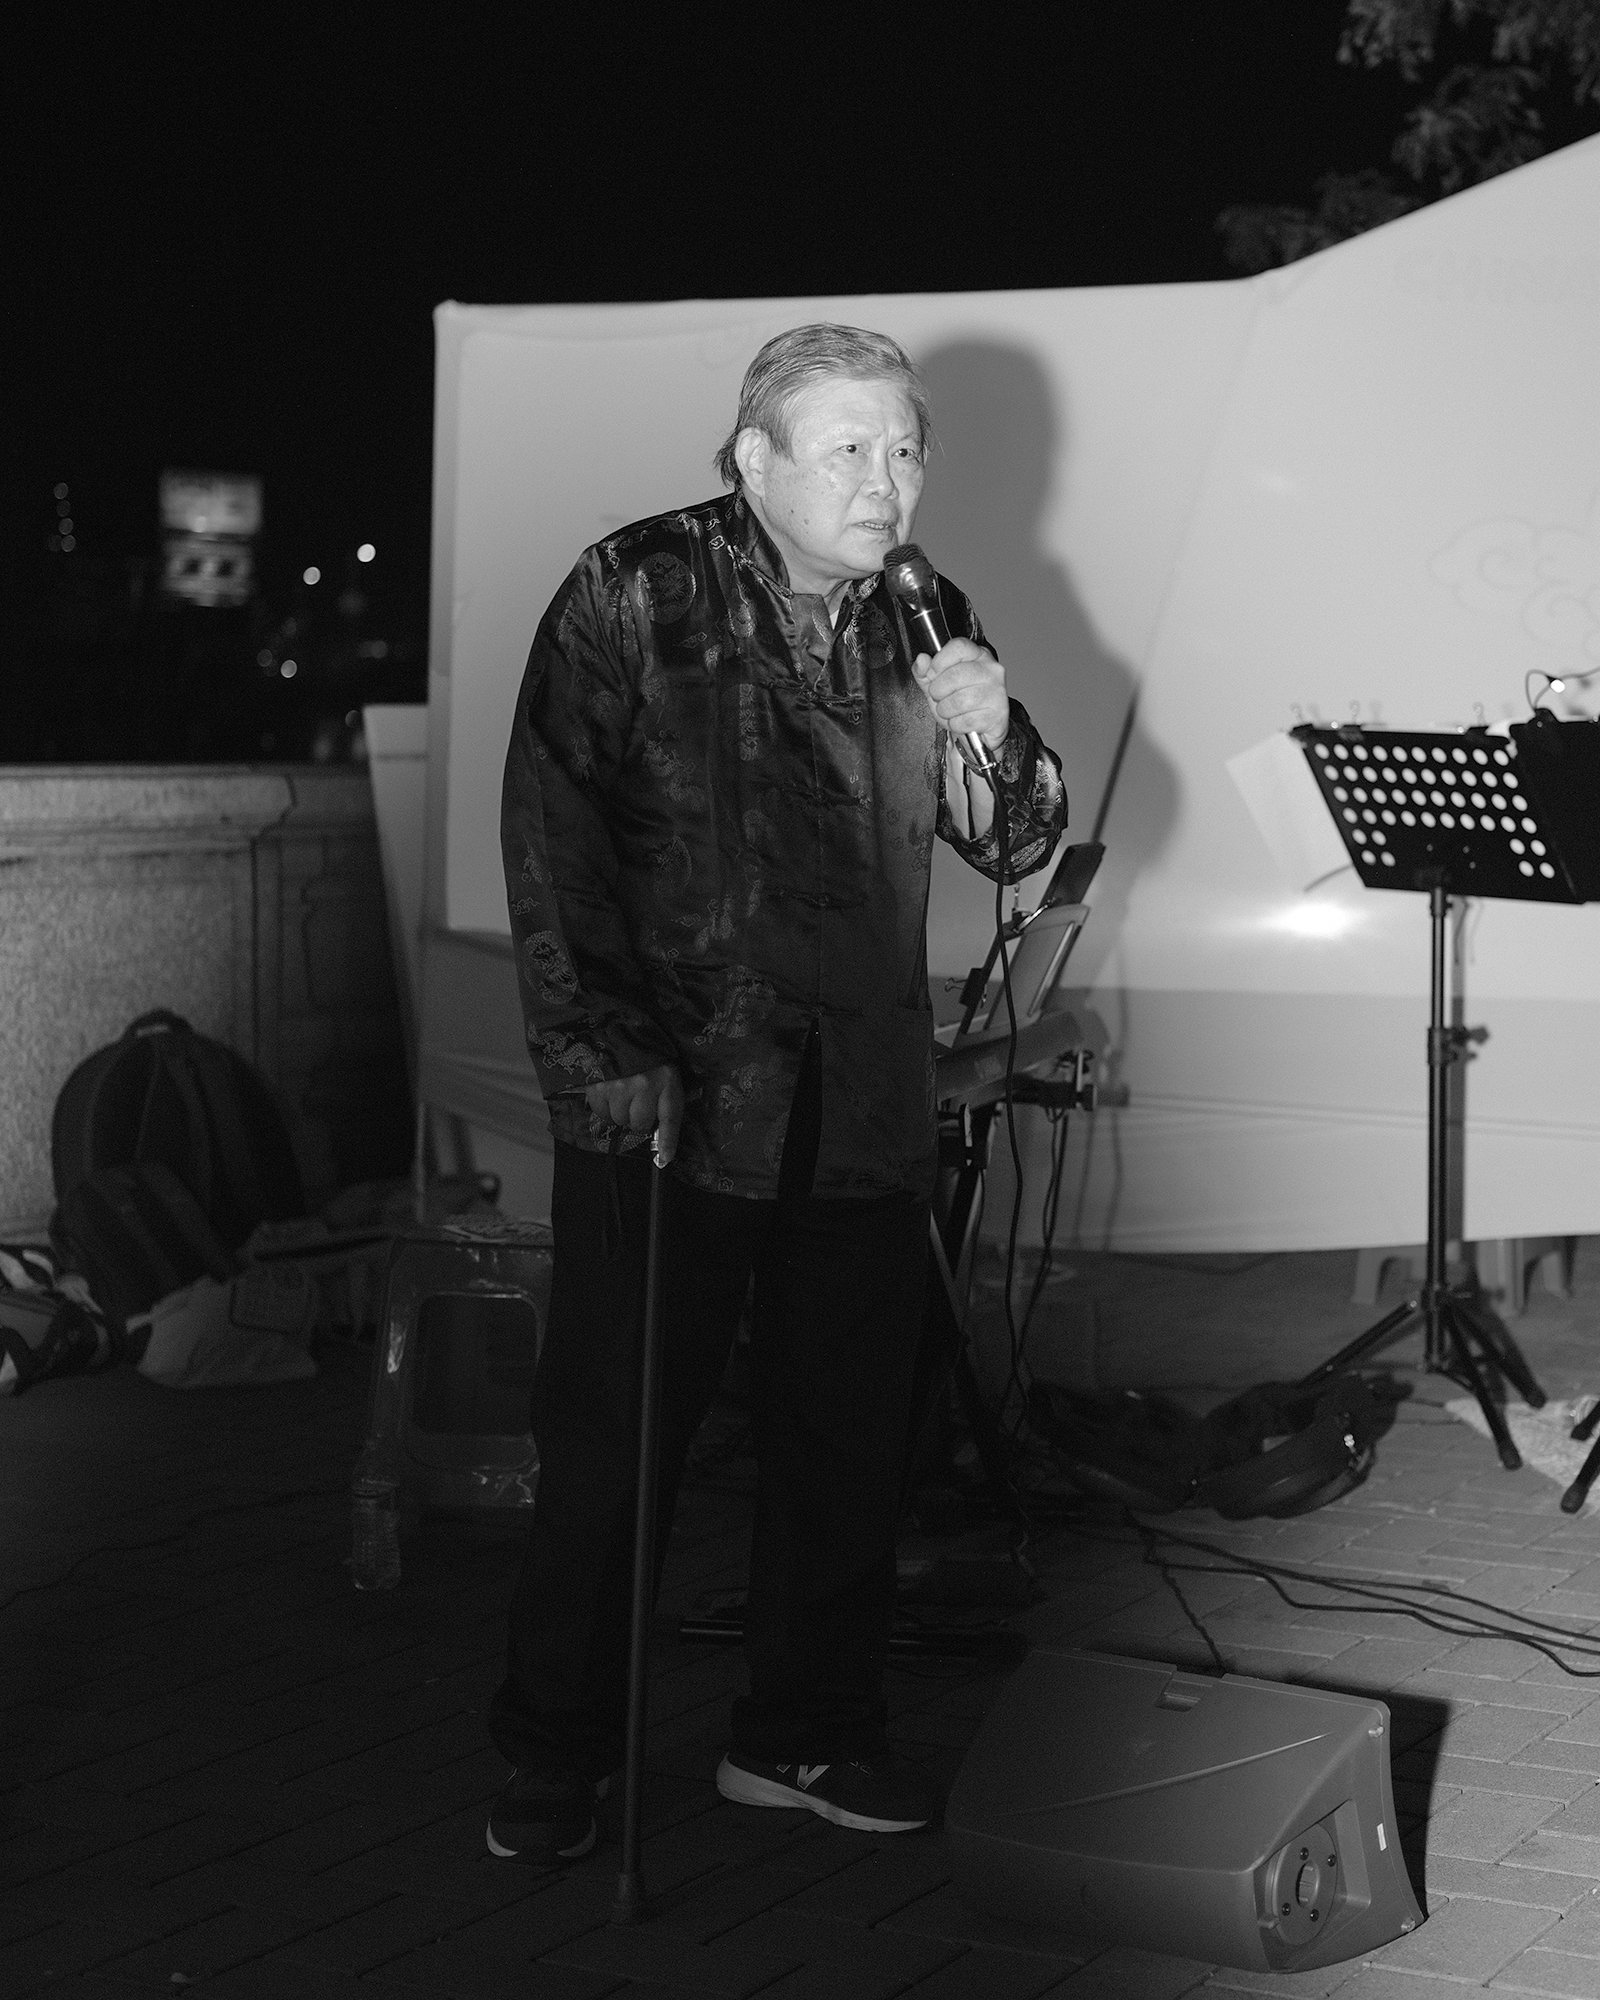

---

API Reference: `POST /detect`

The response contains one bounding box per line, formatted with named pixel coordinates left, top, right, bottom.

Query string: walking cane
left=612, top=1142, right=667, bottom=1924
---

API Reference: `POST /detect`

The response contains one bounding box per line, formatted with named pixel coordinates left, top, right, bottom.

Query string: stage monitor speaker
left=947, top=1647, right=1423, bottom=1974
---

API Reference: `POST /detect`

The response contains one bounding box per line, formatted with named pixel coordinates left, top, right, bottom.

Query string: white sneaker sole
left=486, top=1816, right=597, bottom=1861
left=714, top=1755, right=927, bottom=1833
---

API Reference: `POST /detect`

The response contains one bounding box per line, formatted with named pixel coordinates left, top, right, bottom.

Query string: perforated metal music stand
left=1288, top=717, right=1600, bottom=1468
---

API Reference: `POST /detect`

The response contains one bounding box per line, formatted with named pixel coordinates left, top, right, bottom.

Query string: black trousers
left=488, top=1135, right=929, bottom=1779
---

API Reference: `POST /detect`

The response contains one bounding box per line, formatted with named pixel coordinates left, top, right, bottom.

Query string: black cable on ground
left=1057, top=1510, right=1600, bottom=1682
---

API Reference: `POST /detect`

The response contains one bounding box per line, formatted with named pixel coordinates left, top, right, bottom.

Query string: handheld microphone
left=881, top=544, right=996, bottom=774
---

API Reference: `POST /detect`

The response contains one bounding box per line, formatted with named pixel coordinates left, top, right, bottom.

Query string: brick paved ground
left=8, top=1255, right=1600, bottom=1997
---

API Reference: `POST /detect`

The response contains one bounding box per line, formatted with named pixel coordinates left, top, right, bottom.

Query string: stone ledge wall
left=0, top=767, right=410, bottom=1236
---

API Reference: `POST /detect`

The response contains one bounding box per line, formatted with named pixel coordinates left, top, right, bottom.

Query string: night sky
left=15, top=4, right=1427, bottom=647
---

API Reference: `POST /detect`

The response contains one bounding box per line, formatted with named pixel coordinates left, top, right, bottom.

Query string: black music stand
left=1288, top=716, right=1600, bottom=1468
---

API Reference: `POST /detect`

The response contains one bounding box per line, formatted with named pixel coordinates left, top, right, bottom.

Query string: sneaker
left=715, top=1751, right=938, bottom=1832
left=486, top=1769, right=597, bottom=1863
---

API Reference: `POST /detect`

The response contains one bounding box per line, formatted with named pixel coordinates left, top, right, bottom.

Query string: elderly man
left=492, top=323, right=1066, bottom=1863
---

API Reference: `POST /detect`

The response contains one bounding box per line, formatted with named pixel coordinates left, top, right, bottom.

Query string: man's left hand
left=912, top=639, right=1010, bottom=757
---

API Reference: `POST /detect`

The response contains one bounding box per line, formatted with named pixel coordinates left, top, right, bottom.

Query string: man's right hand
left=584, top=1065, right=684, bottom=1164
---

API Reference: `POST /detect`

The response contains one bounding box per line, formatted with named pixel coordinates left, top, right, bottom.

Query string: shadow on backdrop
left=914, top=338, right=1179, bottom=1001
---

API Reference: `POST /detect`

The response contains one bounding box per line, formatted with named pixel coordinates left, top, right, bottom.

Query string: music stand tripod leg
left=1449, top=1286, right=1545, bottom=1410
left=1561, top=1432, right=1600, bottom=1514
left=1436, top=1294, right=1522, bottom=1471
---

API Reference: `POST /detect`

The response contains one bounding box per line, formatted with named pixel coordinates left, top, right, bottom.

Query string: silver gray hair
left=714, top=323, right=933, bottom=488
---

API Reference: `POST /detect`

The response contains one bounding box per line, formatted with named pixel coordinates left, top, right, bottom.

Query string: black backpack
left=51, top=1011, right=307, bottom=1325
left=1028, top=1372, right=1382, bottom=1521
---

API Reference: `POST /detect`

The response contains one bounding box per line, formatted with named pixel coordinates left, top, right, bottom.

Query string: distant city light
left=60, top=536, right=76, bottom=552
left=303, top=566, right=321, bottom=586
left=59, top=518, right=74, bottom=535
left=280, top=660, right=298, bottom=679
left=53, top=482, right=69, bottom=499
left=356, top=543, right=375, bottom=563
left=257, top=649, right=274, bottom=667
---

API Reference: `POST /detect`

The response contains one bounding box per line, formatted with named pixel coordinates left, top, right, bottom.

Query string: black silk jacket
left=501, top=489, right=1067, bottom=1199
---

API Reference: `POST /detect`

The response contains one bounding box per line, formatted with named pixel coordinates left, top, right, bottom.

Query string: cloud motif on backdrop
left=1432, top=497, right=1600, bottom=663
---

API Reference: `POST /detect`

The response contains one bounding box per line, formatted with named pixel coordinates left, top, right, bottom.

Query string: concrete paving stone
left=0, top=1899, right=55, bottom=1949
left=1192, top=1617, right=1363, bottom=1661
left=8, top=1975, right=162, bottom=1998
left=1325, top=1967, right=1518, bottom=1999
left=1283, top=1547, right=1489, bottom=1585
left=1042, top=1943, right=1217, bottom=1998
left=439, top=1870, right=622, bottom=1959
left=1433, top=1706, right=1570, bottom=1762
left=29, top=1728, right=243, bottom=1799
left=277, top=1750, right=504, bottom=1818
left=0, top=1823, right=131, bottom=1890
left=755, top=1823, right=891, bottom=1889
left=1400, top=1668, right=1566, bottom=1714
left=1347, top=1517, right=1486, bottom=1554
left=710, top=1906, right=961, bottom=1983
left=1428, top=1480, right=1557, bottom=1518
left=1521, top=1591, right=1600, bottom=1625
left=1547, top=1705, right=1600, bottom=1746
left=736, top=1965, right=920, bottom=2000
left=7, top=1780, right=194, bottom=1848
left=1222, top=1648, right=1377, bottom=1686
left=367, top=1937, right=621, bottom=1998
left=1513, top=1829, right=1600, bottom=1878
left=1313, top=1637, right=1466, bottom=1690
left=1489, top=1944, right=1600, bottom=1993
left=883, top=1942, right=1084, bottom=1998
left=1525, top=1898, right=1600, bottom=1953
left=229, top=1799, right=450, bottom=1875
left=270, top=1889, right=477, bottom=1976
left=316, top=1841, right=551, bottom=1918
left=1191, top=1976, right=1345, bottom=1999
left=0, top=1918, right=165, bottom=1993
left=543, top=1918, right=814, bottom=1996
left=1430, top=1567, right=1582, bottom=1612
left=1440, top=1638, right=1572, bottom=1680
left=97, top=1900, right=348, bottom=1986
left=780, top=1841, right=956, bottom=1924
left=1539, top=1790, right=1600, bottom=1840
left=1515, top=1739, right=1600, bottom=1777
left=1023, top=1589, right=1174, bottom=1648
left=881, top=1884, right=1097, bottom=1961
left=1371, top=1891, right=1554, bottom=1976
left=1421, top=1791, right=1560, bottom=1861
left=196, top=1949, right=445, bottom=2000
left=647, top=1859, right=836, bottom=1943
left=1512, top=1657, right=1600, bottom=1694
left=1420, top=1855, right=1594, bottom=1910
left=1425, top=1753, right=1596, bottom=1802
left=7, top=1850, right=244, bottom=1935
left=635, top=1798, right=835, bottom=1885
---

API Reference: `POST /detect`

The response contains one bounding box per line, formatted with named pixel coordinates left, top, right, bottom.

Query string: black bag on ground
left=55, top=1162, right=239, bottom=1332
left=1194, top=1374, right=1381, bottom=1519
left=1028, top=1371, right=1383, bottom=1520
left=52, top=1009, right=306, bottom=1254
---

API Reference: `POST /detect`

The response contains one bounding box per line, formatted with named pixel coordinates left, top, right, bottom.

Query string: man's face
left=736, top=374, right=925, bottom=599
